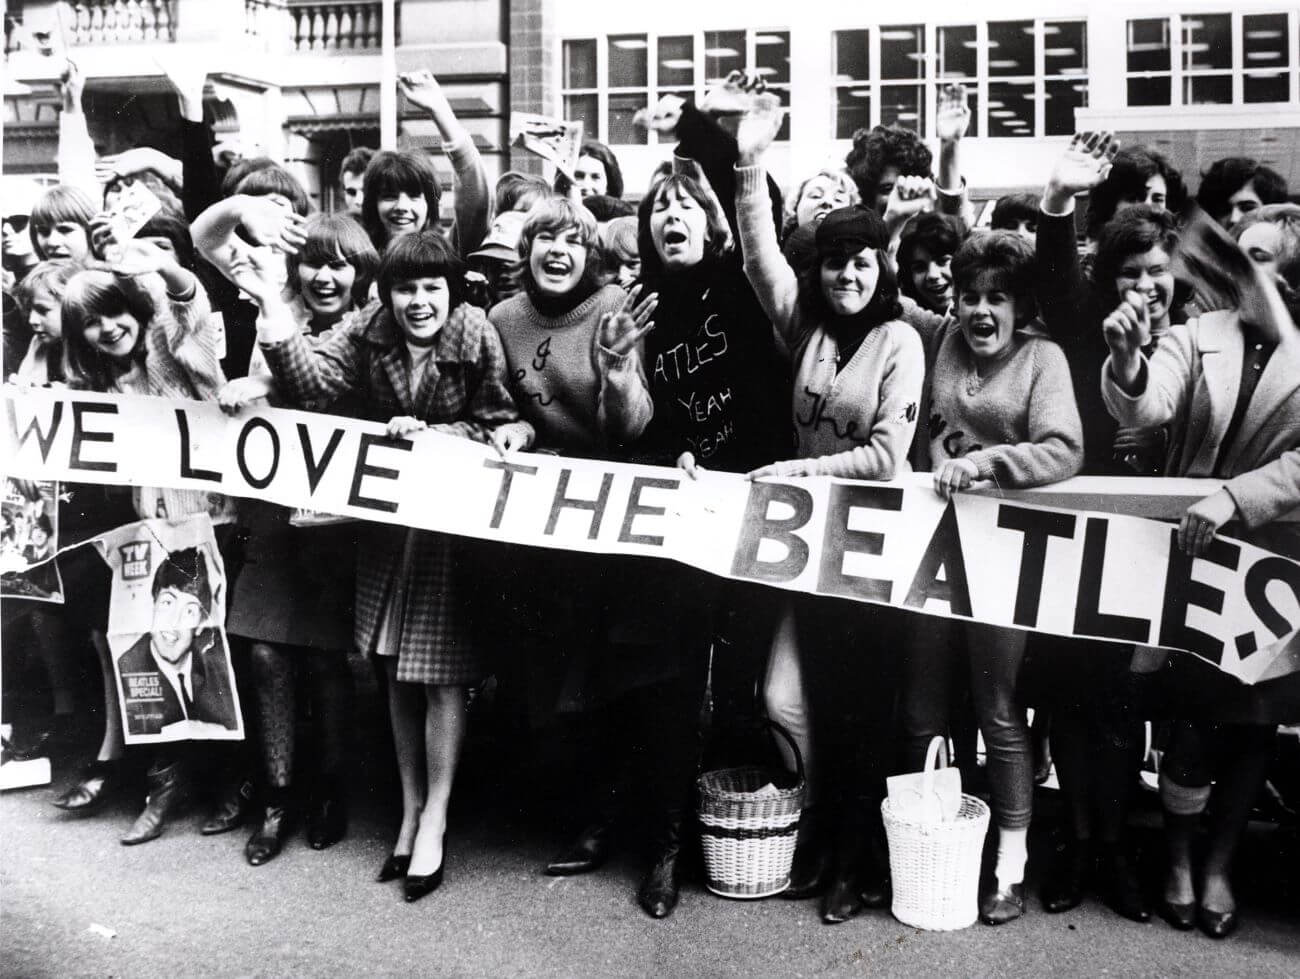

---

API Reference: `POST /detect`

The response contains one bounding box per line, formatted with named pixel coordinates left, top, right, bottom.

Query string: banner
left=0, top=477, right=63, bottom=603
left=93, top=514, right=242, bottom=746
left=5, top=385, right=1300, bottom=686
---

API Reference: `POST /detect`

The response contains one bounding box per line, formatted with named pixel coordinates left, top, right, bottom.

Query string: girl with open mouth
left=251, top=229, right=532, bottom=904
left=204, top=212, right=381, bottom=867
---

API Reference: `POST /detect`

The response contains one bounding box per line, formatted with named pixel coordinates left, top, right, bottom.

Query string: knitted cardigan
left=735, top=165, right=924, bottom=479
left=488, top=284, right=652, bottom=455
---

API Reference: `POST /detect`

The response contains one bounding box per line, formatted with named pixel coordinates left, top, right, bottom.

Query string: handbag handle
left=921, top=735, right=949, bottom=797
left=763, top=717, right=806, bottom=790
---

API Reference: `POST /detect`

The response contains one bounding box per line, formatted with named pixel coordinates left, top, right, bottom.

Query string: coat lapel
left=366, top=311, right=415, bottom=413
left=1189, top=311, right=1240, bottom=473
left=1227, top=318, right=1300, bottom=467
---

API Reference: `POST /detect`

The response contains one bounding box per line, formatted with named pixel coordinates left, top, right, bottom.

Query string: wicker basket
left=697, top=721, right=805, bottom=899
left=881, top=738, right=990, bottom=931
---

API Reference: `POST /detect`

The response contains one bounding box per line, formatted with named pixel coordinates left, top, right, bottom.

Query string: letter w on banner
left=5, top=385, right=1300, bottom=687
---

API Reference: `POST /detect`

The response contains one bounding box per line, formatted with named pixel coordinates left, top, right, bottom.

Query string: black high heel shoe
left=403, top=863, right=444, bottom=903
left=377, top=853, right=411, bottom=882
left=52, top=759, right=120, bottom=814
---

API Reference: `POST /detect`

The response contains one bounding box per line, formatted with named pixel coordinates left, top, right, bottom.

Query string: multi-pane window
left=1126, top=11, right=1297, bottom=107
left=560, top=29, right=791, bottom=145
left=831, top=20, right=1087, bottom=140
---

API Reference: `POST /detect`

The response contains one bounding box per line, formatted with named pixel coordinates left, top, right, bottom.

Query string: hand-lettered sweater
left=924, top=325, right=1084, bottom=488
left=735, top=165, right=924, bottom=479
left=489, top=284, right=653, bottom=456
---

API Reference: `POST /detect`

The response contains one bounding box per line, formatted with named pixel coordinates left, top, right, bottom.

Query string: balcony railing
left=67, top=1, right=178, bottom=44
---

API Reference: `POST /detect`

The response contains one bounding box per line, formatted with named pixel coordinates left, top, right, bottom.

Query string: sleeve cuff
left=734, top=164, right=766, bottom=199
left=1040, top=196, right=1076, bottom=219
left=596, top=344, right=633, bottom=370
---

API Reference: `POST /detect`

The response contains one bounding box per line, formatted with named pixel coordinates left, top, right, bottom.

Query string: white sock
left=995, top=827, right=1029, bottom=891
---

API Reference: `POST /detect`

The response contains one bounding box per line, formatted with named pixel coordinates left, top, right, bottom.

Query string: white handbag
left=885, top=736, right=962, bottom=823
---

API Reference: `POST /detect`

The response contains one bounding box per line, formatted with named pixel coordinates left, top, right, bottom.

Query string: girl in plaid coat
left=250, top=230, right=533, bottom=901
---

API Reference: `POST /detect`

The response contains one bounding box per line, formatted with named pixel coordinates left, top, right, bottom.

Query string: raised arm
left=733, top=97, right=801, bottom=343
left=56, top=62, right=100, bottom=202
left=934, top=83, right=975, bottom=227
left=398, top=70, right=490, bottom=255
left=1036, top=131, right=1119, bottom=338
left=191, top=195, right=307, bottom=286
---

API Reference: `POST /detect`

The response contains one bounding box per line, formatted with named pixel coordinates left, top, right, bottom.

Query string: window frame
left=830, top=18, right=1089, bottom=141
left=1124, top=9, right=1300, bottom=109
left=558, top=28, right=793, bottom=147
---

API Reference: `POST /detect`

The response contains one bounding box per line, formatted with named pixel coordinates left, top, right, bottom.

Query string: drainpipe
left=380, top=0, right=397, bottom=148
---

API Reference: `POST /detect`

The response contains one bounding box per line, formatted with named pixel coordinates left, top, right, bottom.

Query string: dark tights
left=248, top=642, right=352, bottom=791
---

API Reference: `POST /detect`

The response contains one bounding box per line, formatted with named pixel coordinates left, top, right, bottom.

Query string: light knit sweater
left=735, top=165, right=924, bottom=479
left=489, top=284, right=653, bottom=455
left=924, top=324, right=1084, bottom=487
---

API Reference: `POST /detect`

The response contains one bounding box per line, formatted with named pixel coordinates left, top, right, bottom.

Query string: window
left=560, top=29, right=791, bottom=146
left=1125, top=12, right=1298, bottom=107
left=831, top=20, right=1087, bottom=140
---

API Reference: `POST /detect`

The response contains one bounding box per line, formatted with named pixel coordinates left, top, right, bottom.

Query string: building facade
left=553, top=0, right=1300, bottom=199
left=4, top=0, right=1299, bottom=206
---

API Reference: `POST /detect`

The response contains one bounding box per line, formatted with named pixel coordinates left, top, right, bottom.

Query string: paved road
left=5, top=725, right=1300, bottom=979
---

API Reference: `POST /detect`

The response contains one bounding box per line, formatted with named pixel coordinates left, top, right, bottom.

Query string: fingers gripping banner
left=5, top=386, right=1300, bottom=686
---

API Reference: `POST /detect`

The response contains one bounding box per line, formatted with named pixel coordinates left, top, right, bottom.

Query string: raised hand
left=936, top=83, right=970, bottom=143
left=1178, top=489, right=1237, bottom=556
left=398, top=69, right=452, bottom=116
left=735, top=93, right=784, bottom=166
left=933, top=457, right=979, bottom=499
left=107, top=237, right=176, bottom=277
left=1045, top=132, right=1120, bottom=212
left=1102, top=290, right=1149, bottom=390
left=154, top=51, right=209, bottom=121
left=237, top=196, right=308, bottom=253
left=633, top=93, right=686, bottom=137
left=96, top=147, right=182, bottom=188
left=598, top=285, right=658, bottom=355
left=59, top=59, right=84, bottom=112
left=883, top=175, right=937, bottom=231
left=676, top=451, right=703, bottom=481
left=227, top=244, right=285, bottom=309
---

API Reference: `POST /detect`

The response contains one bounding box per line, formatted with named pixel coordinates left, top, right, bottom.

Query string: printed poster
left=0, top=478, right=63, bottom=603
left=95, top=514, right=243, bottom=745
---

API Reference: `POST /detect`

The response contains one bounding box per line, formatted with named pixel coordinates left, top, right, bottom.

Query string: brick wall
left=507, top=0, right=552, bottom=176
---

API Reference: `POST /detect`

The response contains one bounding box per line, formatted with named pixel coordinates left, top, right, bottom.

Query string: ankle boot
left=246, top=787, right=295, bottom=866
left=546, top=821, right=611, bottom=876
left=821, top=802, right=889, bottom=923
left=783, top=806, right=832, bottom=899
left=200, top=775, right=255, bottom=836
left=637, top=812, right=683, bottom=919
left=121, top=759, right=188, bottom=846
left=306, top=777, right=347, bottom=851
left=1042, top=837, right=1090, bottom=914
left=1096, top=841, right=1150, bottom=922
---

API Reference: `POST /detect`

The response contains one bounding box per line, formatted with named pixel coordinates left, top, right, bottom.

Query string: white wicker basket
left=881, top=738, right=990, bottom=931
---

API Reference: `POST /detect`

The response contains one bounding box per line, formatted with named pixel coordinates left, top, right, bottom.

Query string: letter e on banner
left=817, top=483, right=901, bottom=602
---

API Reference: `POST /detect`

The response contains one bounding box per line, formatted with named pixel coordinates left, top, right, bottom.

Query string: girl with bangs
left=897, top=213, right=964, bottom=316
left=360, top=71, right=488, bottom=256
left=486, top=196, right=662, bottom=893
left=29, top=185, right=96, bottom=264
left=247, top=230, right=532, bottom=901
left=782, top=168, right=859, bottom=239
left=12, top=261, right=78, bottom=385
left=213, top=212, right=379, bottom=866
left=59, top=231, right=238, bottom=848
left=734, top=103, right=925, bottom=924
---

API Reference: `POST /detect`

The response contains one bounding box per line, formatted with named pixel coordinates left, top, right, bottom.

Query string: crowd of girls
left=3, top=61, right=1299, bottom=939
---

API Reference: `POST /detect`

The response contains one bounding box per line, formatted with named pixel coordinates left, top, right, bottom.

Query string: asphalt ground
left=4, top=682, right=1300, bottom=979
